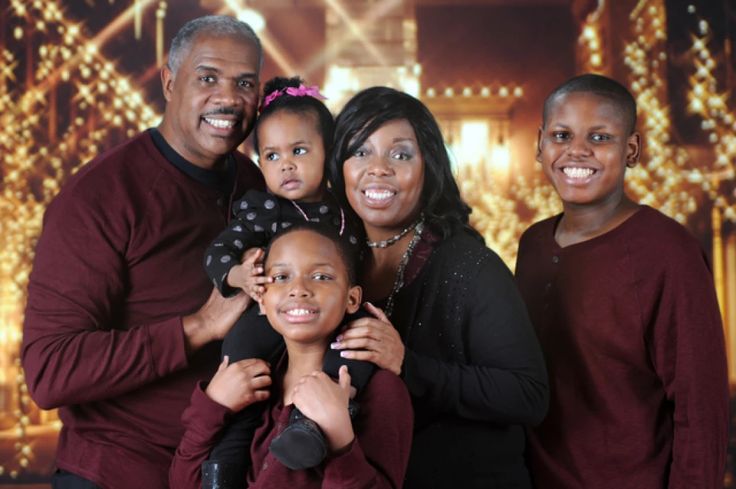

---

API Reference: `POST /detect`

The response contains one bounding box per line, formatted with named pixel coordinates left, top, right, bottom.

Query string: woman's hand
left=291, top=366, right=354, bottom=453
left=205, top=356, right=271, bottom=412
left=226, top=247, right=273, bottom=301
left=331, top=302, right=405, bottom=376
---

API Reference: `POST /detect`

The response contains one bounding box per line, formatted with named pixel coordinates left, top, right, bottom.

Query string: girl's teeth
left=205, top=118, right=235, bottom=129
left=286, top=308, right=314, bottom=316
left=563, top=167, right=594, bottom=178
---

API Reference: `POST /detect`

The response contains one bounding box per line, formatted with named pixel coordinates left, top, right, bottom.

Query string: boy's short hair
left=265, top=222, right=359, bottom=285
left=542, top=74, right=637, bottom=134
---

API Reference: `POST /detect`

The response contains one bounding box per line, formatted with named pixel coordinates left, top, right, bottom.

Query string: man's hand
left=182, top=287, right=251, bottom=353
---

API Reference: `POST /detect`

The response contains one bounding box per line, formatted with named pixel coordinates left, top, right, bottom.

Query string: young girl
left=201, top=77, right=372, bottom=485
left=170, top=223, right=413, bottom=489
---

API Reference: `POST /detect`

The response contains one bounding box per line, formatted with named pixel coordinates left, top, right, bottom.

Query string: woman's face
left=342, top=119, right=425, bottom=237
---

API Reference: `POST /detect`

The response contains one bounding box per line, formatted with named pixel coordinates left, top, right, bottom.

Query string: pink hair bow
left=261, top=84, right=327, bottom=111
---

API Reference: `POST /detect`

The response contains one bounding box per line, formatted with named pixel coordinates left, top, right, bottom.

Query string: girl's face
left=257, top=111, right=326, bottom=203
left=261, top=230, right=361, bottom=346
left=342, top=119, right=425, bottom=238
left=537, top=92, right=640, bottom=211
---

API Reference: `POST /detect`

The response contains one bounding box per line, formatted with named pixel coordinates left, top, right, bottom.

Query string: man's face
left=160, top=34, right=260, bottom=169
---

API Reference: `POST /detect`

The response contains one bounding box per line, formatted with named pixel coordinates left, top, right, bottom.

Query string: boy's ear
left=346, top=285, right=362, bottom=314
left=625, top=131, right=641, bottom=168
left=535, top=126, right=543, bottom=163
left=161, top=65, right=175, bottom=102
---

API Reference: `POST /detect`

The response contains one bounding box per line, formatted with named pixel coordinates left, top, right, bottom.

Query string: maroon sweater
left=515, top=206, right=728, bottom=489
left=22, top=131, right=264, bottom=489
left=170, top=367, right=413, bottom=489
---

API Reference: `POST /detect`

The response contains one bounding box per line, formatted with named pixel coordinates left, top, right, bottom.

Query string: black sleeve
left=203, top=191, right=274, bottom=297
left=402, top=252, right=549, bottom=425
left=323, top=310, right=376, bottom=392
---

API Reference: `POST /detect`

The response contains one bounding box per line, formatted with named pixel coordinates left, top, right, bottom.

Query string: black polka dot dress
left=204, top=189, right=360, bottom=297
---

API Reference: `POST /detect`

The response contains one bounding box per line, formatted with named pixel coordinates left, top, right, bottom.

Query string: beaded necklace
left=366, top=216, right=423, bottom=248
left=384, top=220, right=424, bottom=318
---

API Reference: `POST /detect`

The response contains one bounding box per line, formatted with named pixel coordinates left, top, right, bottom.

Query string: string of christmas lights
left=622, top=0, right=699, bottom=224
left=685, top=13, right=736, bottom=221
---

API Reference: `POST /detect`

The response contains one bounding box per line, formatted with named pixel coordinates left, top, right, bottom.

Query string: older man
left=22, top=16, right=265, bottom=489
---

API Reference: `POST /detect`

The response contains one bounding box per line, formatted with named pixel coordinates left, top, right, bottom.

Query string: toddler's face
left=257, top=111, right=326, bottom=203
left=261, top=229, right=361, bottom=346
left=536, top=92, right=640, bottom=209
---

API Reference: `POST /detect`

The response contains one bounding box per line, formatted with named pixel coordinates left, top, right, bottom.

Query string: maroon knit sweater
left=515, top=205, right=728, bottom=489
left=170, top=367, right=413, bottom=489
left=22, top=131, right=264, bottom=489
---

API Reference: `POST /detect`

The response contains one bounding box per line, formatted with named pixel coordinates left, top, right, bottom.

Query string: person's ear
left=625, top=131, right=641, bottom=168
left=161, top=65, right=175, bottom=103
left=535, top=126, right=543, bottom=163
left=346, top=285, right=362, bottom=314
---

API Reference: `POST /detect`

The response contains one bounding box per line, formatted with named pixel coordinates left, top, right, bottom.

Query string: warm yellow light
left=458, top=121, right=488, bottom=166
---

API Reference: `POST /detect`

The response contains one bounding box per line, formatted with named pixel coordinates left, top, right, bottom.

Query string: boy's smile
left=537, top=91, right=640, bottom=210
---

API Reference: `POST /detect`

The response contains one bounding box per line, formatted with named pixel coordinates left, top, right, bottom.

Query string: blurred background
left=1, top=0, right=735, bottom=485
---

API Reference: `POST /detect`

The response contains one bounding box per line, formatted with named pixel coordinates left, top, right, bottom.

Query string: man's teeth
left=204, top=118, right=236, bottom=129
left=285, top=308, right=315, bottom=316
left=563, top=167, right=595, bottom=178
left=365, top=190, right=395, bottom=200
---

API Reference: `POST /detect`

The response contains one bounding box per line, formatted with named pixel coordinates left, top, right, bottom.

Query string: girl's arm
left=291, top=368, right=413, bottom=489
left=169, top=358, right=271, bottom=489
left=204, top=190, right=271, bottom=297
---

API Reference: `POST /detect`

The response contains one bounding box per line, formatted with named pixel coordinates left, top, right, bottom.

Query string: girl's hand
left=226, top=248, right=272, bottom=301
left=291, top=366, right=355, bottom=453
left=331, top=302, right=405, bottom=375
left=205, top=356, right=271, bottom=412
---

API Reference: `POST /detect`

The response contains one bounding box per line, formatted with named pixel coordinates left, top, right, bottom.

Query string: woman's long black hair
left=327, top=86, right=483, bottom=242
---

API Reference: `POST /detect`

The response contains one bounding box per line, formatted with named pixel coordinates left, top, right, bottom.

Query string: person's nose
left=212, top=81, right=240, bottom=108
left=288, top=276, right=312, bottom=298
left=366, top=154, right=394, bottom=177
left=281, top=157, right=296, bottom=172
left=566, top=137, right=593, bottom=158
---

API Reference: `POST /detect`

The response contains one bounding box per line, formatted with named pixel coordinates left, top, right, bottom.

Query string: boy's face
left=261, top=230, right=361, bottom=345
left=257, top=111, right=326, bottom=203
left=537, top=92, right=640, bottom=209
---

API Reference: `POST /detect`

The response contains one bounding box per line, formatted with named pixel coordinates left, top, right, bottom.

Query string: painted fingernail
left=330, top=342, right=341, bottom=349
left=336, top=335, right=343, bottom=342
left=340, top=351, right=349, bottom=357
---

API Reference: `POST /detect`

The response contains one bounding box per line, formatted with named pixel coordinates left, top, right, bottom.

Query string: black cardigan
left=393, top=230, right=548, bottom=489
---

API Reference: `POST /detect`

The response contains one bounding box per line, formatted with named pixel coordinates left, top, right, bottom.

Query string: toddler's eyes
left=265, top=152, right=279, bottom=161
left=293, top=147, right=307, bottom=156
left=551, top=131, right=570, bottom=141
left=590, top=133, right=611, bottom=142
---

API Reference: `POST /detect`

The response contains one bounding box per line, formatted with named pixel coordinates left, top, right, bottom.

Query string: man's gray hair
left=167, top=15, right=263, bottom=75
